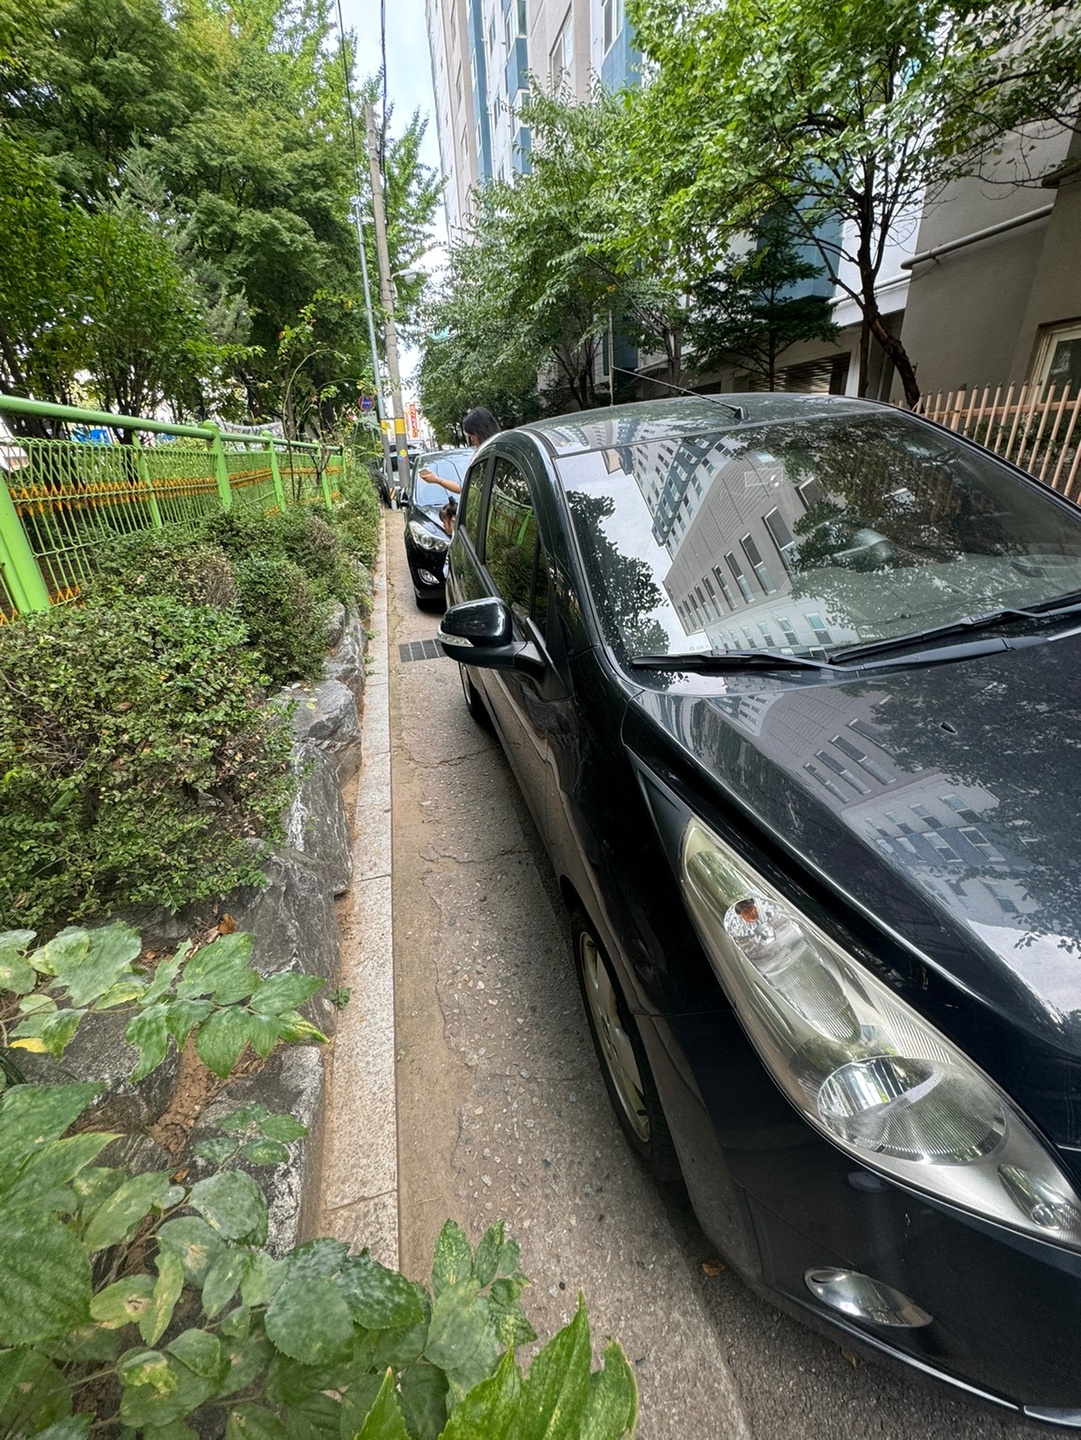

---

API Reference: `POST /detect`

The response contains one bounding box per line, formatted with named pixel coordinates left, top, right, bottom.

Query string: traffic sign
left=359, top=395, right=375, bottom=413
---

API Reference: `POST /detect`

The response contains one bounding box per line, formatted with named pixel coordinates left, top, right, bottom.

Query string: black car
left=402, top=448, right=470, bottom=606
left=437, top=394, right=1081, bottom=1424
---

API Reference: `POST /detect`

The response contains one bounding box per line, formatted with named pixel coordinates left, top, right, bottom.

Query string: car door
left=447, top=451, right=491, bottom=606
left=473, top=453, right=566, bottom=842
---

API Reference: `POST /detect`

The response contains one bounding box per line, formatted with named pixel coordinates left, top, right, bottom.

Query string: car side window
left=460, top=458, right=485, bottom=539
left=485, top=458, right=541, bottom=624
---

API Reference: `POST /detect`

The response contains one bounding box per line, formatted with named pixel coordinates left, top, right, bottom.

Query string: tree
left=627, top=0, right=1081, bottom=406
left=687, top=215, right=840, bottom=390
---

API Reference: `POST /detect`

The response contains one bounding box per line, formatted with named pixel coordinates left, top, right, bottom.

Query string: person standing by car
left=418, top=407, right=500, bottom=496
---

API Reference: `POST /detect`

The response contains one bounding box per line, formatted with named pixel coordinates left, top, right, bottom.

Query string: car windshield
left=556, top=409, right=1081, bottom=660
left=413, top=452, right=468, bottom=511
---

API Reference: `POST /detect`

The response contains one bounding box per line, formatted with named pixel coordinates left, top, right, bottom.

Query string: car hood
left=628, top=633, right=1081, bottom=1134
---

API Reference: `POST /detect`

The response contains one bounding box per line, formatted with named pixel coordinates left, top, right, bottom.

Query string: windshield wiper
left=831, top=595, right=1081, bottom=665
left=631, top=649, right=832, bottom=672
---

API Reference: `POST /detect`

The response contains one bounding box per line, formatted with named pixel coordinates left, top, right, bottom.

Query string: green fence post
left=265, top=435, right=287, bottom=511
left=210, top=427, right=232, bottom=511
left=132, top=434, right=164, bottom=529
left=319, top=448, right=334, bottom=512
left=0, top=476, right=51, bottom=612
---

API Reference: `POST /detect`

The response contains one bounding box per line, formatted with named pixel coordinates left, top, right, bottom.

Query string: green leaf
left=339, top=1255, right=424, bottom=1330
left=580, top=1340, right=638, bottom=1440
left=10, top=1006, right=84, bottom=1058
left=220, top=1303, right=251, bottom=1341
left=176, top=933, right=257, bottom=1004
left=439, top=1349, right=522, bottom=1440
left=165, top=998, right=214, bottom=1047
left=264, top=1278, right=356, bottom=1366
left=117, top=1349, right=217, bottom=1428
left=249, top=973, right=323, bottom=1015
left=29, top=1420, right=89, bottom=1440
left=142, top=1248, right=186, bottom=1347
left=240, top=1250, right=285, bottom=1308
left=127, top=1005, right=171, bottom=1082
left=5, top=1132, right=114, bottom=1206
left=168, top=1327, right=227, bottom=1381
left=281, top=1238, right=349, bottom=1283
left=351, top=1369, right=410, bottom=1440
left=398, top=1359, right=448, bottom=1440
left=201, top=1245, right=254, bottom=1318
left=473, top=1222, right=517, bottom=1289
left=195, top=1007, right=252, bottom=1078
left=0, top=928, right=36, bottom=952
left=246, top=1012, right=283, bottom=1059
left=0, top=1086, right=100, bottom=1193
left=336, top=1375, right=383, bottom=1439
left=259, top=1114, right=309, bottom=1142
left=32, top=928, right=89, bottom=978
left=275, top=1011, right=327, bottom=1044
left=141, top=944, right=190, bottom=1006
left=90, top=1274, right=156, bottom=1329
left=487, top=1278, right=536, bottom=1349
left=219, top=1104, right=270, bottom=1133
left=282, top=1390, right=341, bottom=1440
left=515, top=1298, right=592, bottom=1440
left=94, top=977, right=148, bottom=1009
left=0, top=1348, right=70, bottom=1433
left=239, top=1138, right=290, bottom=1165
left=156, top=1217, right=224, bottom=1286
left=141, top=1422, right=197, bottom=1440
left=0, top=948, right=35, bottom=994
left=84, top=1171, right=171, bottom=1252
left=52, top=922, right=142, bottom=1008
left=190, top=1170, right=268, bottom=1244
left=192, top=1138, right=239, bottom=1167
left=216, top=1333, right=274, bottom=1399
left=423, top=1281, right=501, bottom=1403
left=431, top=1221, right=473, bottom=1298
left=0, top=1204, right=92, bottom=1343
left=224, top=1403, right=288, bottom=1439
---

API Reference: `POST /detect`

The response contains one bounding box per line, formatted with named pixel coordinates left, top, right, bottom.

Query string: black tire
left=571, top=908, right=683, bottom=1188
left=459, top=664, right=492, bottom=729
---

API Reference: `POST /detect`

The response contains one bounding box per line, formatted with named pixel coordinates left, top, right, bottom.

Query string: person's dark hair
left=462, top=407, right=500, bottom=444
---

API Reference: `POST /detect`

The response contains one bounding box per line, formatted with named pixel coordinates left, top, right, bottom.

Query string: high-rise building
left=425, top=0, right=638, bottom=233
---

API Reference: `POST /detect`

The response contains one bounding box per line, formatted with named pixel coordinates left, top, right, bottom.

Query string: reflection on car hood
left=631, top=632, right=1081, bottom=1132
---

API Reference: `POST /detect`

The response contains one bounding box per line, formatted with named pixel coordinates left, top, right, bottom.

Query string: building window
left=831, top=733, right=893, bottom=785
left=986, top=880, right=1020, bottom=916
left=815, top=750, right=869, bottom=794
left=884, top=810, right=913, bottom=835
left=703, top=575, right=724, bottom=616
left=805, top=612, right=832, bottom=645
left=1032, top=320, right=1081, bottom=394
left=758, top=622, right=777, bottom=648
left=776, top=615, right=799, bottom=648
left=805, top=763, right=847, bottom=803
left=602, top=0, right=624, bottom=50
left=741, top=534, right=775, bottom=593
left=726, top=552, right=754, bottom=602
left=550, top=10, right=572, bottom=88
left=910, top=803, right=941, bottom=830
left=942, top=793, right=980, bottom=825
left=960, top=827, right=1005, bottom=863
left=925, top=831, right=961, bottom=864
left=764, top=509, right=798, bottom=572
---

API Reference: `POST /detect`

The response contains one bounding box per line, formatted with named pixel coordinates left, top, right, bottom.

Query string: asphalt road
left=385, top=514, right=1043, bottom=1440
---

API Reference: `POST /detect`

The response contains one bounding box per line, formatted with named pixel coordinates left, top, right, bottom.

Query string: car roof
left=520, top=393, right=883, bottom=459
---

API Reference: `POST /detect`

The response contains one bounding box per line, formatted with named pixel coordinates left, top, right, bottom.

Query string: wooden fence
left=914, top=384, right=1081, bottom=499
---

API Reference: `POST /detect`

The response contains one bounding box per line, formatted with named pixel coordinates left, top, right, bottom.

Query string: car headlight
left=681, top=817, right=1081, bottom=1249
left=408, top=520, right=448, bottom=552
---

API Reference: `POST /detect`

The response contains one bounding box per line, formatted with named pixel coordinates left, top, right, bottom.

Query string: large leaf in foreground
left=0, top=1205, right=92, bottom=1344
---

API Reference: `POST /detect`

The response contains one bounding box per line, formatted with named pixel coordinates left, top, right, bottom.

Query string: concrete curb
left=318, top=516, right=399, bottom=1267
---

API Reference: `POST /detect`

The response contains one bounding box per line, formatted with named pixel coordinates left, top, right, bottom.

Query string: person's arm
left=418, top=467, right=462, bottom=494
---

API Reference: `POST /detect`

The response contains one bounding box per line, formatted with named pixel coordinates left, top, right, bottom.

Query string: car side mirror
left=437, top=597, right=544, bottom=677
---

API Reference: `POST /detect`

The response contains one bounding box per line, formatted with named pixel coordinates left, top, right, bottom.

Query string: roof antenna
left=611, top=366, right=746, bottom=422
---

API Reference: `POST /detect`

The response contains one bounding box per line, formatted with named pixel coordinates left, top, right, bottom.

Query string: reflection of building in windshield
left=605, top=435, right=862, bottom=653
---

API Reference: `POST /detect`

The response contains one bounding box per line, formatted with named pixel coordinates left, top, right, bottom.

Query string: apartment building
left=425, top=0, right=637, bottom=233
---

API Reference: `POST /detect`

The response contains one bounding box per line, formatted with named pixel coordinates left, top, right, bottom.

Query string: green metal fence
left=0, top=396, right=343, bottom=623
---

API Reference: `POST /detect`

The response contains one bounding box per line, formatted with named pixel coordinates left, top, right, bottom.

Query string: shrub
left=0, top=597, right=296, bottom=933
left=232, top=555, right=330, bottom=688
left=91, top=530, right=239, bottom=610
left=331, top=454, right=382, bottom=569
left=199, top=506, right=360, bottom=608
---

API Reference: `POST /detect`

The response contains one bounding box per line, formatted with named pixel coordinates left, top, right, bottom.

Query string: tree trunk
left=865, top=304, right=920, bottom=408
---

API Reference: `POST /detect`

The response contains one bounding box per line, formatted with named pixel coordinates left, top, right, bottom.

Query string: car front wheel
left=571, top=909, right=681, bottom=1187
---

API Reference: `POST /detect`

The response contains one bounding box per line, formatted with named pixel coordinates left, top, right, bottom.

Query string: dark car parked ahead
left=437, top=394, right=1081, bottom=1424
left=402, top=448, right=470, bottom=606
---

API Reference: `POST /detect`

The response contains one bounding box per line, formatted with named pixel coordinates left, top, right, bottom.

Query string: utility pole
left=364, top=102, right=410, bottom=492
left=352, top=205, right=395, bottom=494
